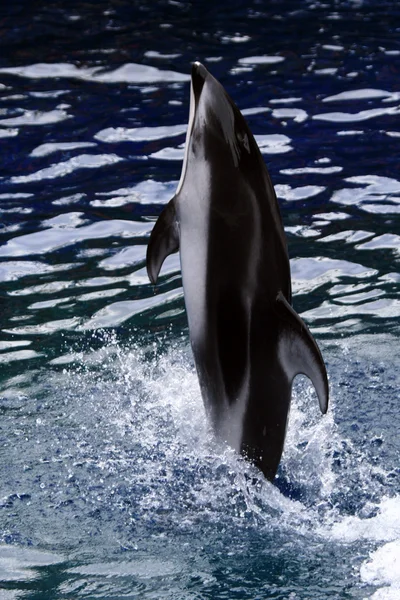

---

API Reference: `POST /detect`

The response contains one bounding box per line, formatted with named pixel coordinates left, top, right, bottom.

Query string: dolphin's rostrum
left=147, top=62, right=329, bottom=482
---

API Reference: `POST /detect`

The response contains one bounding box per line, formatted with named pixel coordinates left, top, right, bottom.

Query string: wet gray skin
left=147, top=62, right=328, bottom=482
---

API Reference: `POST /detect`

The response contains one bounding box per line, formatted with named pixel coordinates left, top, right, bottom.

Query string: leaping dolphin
left=146, top=62, right=329, bottom=482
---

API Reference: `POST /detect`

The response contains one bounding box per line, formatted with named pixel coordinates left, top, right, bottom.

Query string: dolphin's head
left=176, top=62, right=260, bottom=195
left=191, top=62, right=259, bottom=166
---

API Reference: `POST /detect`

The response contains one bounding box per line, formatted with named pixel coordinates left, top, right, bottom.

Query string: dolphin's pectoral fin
left=276, top=291, right=329, bottom=414
left=146, top=198, right=180, bottom=285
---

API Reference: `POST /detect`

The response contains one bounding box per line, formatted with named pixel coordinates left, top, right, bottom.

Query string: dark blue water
left=0, top=1, right=399, bottom=598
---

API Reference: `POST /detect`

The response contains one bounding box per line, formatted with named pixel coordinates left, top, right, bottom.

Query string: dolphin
left=146, top=62, right=329, bottom=481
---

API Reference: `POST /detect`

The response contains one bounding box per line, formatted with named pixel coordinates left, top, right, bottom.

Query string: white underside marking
left=176, top=80, right=195, bottom=197
left=178, top=159, right=210, bottom=346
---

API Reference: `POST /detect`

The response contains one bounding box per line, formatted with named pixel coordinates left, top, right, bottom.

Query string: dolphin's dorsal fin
left=146, top=197, right=180, bottom=284
left=276, top=291, right=329, bottom=414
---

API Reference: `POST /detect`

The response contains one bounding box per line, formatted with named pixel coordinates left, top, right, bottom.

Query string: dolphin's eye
left=236, top=130, right=250, bottom=154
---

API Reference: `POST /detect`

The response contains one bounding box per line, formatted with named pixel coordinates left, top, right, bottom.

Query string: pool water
left=0, top=1, right=399, bottom=598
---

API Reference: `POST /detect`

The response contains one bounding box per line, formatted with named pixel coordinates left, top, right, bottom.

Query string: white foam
left=361, top=540, right=400, bottom=599
left=327, top=498, right=400, bottom=599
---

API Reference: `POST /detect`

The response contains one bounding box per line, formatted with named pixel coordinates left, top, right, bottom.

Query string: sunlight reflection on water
left=0, top=1, right=399, bottom=598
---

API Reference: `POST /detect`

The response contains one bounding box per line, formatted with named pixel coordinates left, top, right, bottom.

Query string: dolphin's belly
left=179, top=228, right=208, bottom=347
left=177, top=163, right=211, bottom=342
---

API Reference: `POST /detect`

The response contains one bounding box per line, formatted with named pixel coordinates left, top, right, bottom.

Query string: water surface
left=0, top=1, right=399, bottom=598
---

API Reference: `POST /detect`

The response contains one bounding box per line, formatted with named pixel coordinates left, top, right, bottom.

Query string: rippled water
left=0, top=1, right=399, bottom=598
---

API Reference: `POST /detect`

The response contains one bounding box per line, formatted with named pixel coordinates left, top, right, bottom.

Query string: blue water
left=0, top=1, right=399, bottom=598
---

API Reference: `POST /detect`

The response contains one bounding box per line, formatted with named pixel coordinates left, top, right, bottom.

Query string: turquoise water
left=0, top=1, right=399, bottom=598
